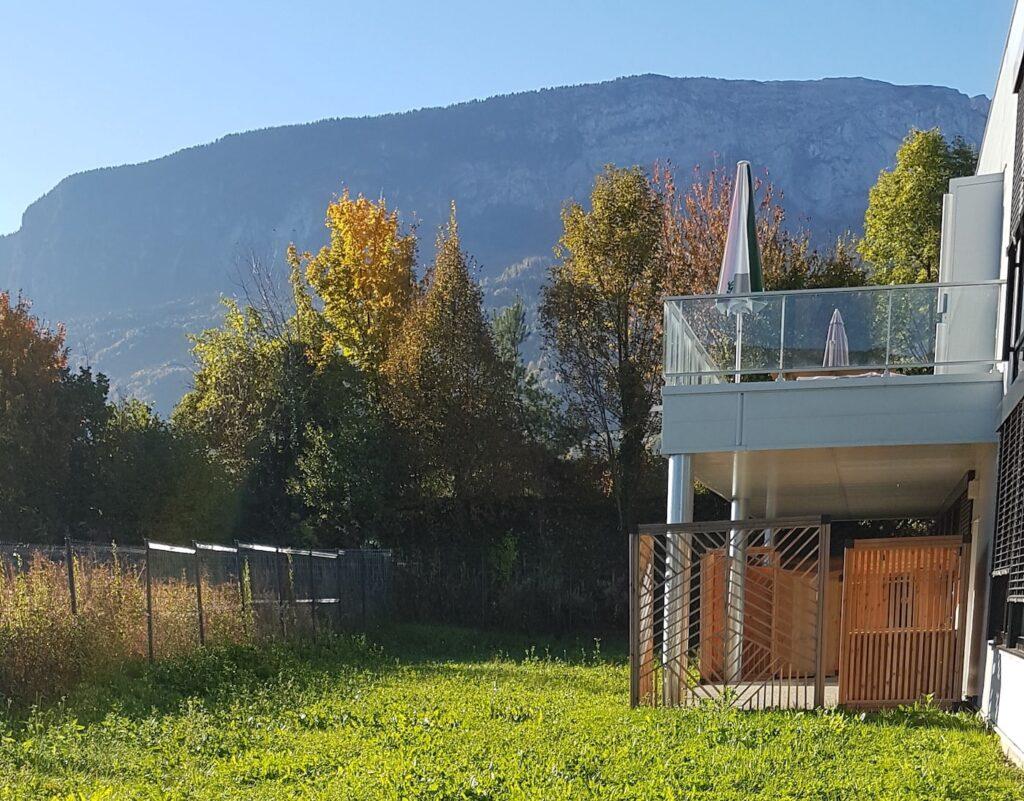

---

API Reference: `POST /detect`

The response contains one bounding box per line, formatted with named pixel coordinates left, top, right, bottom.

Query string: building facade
left=632, top=0, right=1024, bottom=765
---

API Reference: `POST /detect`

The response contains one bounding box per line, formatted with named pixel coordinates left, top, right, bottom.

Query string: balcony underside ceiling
left=693, top=443, right=993, bottom=520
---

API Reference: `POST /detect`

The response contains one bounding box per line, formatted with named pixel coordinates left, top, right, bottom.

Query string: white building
left=630, top=1, right=1024, bottom=766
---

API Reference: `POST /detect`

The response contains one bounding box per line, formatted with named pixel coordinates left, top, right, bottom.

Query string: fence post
left=65, top=535, right=77, bottom=616
left=335, top=549, right=344, bottom=632
left=144, top=540, right=155, bottom=663
left=360, top=550, right=368, bottom=629
left=814, top=519, right=831, bottom=709
left=234, top=541, right=247, bottom=628
left=309, top=549, right=318, bottom=638
left=193, top=542, right=206, bottom=647
left=275, top=547, right=288, bottom=638
left=629, top=531, right=639, bottom=708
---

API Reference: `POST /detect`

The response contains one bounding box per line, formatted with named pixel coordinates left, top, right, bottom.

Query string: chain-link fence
left=0, top=538, right=393, bottom=664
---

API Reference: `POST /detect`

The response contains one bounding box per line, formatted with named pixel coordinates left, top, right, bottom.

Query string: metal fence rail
left=630, top=518, right=831, bottom=710
left=0, top=538, right=392, bottom=663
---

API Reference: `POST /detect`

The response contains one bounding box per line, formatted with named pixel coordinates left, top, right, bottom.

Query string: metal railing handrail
left=665, top=358, right=1004, bottom=380
left=663, top=278, right=1005, bottom=304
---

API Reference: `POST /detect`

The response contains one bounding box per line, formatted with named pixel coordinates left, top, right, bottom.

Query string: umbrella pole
left=734, top=311, right=744, bottom=384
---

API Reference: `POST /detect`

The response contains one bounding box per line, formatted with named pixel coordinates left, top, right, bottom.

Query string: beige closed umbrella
left=822, top=308, right=850, bottom=369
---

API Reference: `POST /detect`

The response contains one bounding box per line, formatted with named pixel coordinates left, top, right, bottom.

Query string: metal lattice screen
left=995, top=398, right=1024, bottom=602
left=630, top=518, right=830, bottom=710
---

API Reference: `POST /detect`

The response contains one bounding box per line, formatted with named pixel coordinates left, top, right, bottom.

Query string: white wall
left=982, top=644, right=1024, bottom=767
left=936, top=174, right=1004, bottom=373
left=977, top=0, right=1024, bottom=264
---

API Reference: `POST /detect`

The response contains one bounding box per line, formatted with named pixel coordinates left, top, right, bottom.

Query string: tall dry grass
left=0, top=553, right=253, bottom=702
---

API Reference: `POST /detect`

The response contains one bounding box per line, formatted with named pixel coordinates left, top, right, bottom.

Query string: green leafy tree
left=859, top=128, right=977, bottom=284
left=174, top=291, right=387, bottom=545
left=87, top=399, right=236, bottom=544
left=540, top=166, right=668, bottom=535
left=490, top=298, right=572, bottom=454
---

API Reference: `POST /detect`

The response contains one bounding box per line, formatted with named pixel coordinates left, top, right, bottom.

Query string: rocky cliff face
left=0, top=75, right=989, bottom=412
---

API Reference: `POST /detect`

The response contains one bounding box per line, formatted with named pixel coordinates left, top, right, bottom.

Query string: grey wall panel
left=661, top=391, right=740, bottom=453
left=662, top=376, right=1002, bottom=455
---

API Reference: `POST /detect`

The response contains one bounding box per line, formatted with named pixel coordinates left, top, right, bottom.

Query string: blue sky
left=0, top=0, right=1014, bottom=235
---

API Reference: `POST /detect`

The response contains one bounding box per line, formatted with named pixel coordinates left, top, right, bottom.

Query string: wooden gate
left=838, top=537, right=968, bottom=708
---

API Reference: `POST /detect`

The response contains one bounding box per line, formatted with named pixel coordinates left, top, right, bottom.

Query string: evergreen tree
left=383, top=207, right=527, bottom=504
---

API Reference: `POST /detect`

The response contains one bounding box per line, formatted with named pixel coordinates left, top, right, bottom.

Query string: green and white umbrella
left=716, top=161, right=765, bottom=381
left=717, top=160, right=764, bottom=303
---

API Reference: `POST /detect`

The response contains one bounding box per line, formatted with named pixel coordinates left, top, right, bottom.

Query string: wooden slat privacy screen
left=838, top=538, right=965, bottom=708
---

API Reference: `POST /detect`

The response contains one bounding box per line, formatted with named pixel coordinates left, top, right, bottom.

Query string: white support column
left=667, top=453, right=694, bottom=525
left=764, top=471, right=778, bottom=547
left=664, top=454, right=693, bottom=705
left=725, top=452, right=748, bottom=687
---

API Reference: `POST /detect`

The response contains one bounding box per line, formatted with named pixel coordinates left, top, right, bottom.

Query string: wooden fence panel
left=838, top=538, right=964, bottom=708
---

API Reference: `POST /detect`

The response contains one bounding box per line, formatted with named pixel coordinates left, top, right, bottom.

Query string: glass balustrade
left=664, top=281, right=1003, bottom=386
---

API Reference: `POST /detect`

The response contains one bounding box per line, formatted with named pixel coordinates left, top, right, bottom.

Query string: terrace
left=660, top=280, right=1005, bottom=519
left=642, top=279, right=1006, bottom=712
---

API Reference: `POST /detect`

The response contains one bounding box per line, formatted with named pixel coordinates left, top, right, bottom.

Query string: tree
left=540, top=166, right=668, bottom=535
left=295, top=191, right=418, bottom=374
left=658, top=163, right=865, bottom=295
left=490, top=298, right=571, bottom=454
left=174, top=285, right=388, bottom=545
left=383, top=207, right=527, bottom=506
left=87, top=399, right=236, bottom=544
left=0, top=293, right=82, bottom=539
left=859, top=128, right=977, bottom=284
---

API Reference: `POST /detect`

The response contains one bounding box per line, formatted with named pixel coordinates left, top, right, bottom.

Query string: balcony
left=661, top=281, right=1006, bottom=518
left=664, top=280, right=1003, bottom=385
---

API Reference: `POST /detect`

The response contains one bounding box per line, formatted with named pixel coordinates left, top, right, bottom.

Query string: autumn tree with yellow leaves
left=295, top=191, right=418, bottom=373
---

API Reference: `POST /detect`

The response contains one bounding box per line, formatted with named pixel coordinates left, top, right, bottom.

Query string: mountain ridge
left=0, top=74, right=990, bottom=412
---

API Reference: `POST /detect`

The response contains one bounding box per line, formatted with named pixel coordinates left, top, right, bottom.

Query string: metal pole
left=309, top=549, right=318, bottom=638
left=274, top=547, right=287, bottom=638
left=65, top=535, right=77, bottom=616
left=777, top=294, right=787, bottom=380
left=664, top=454, right=693, bottom=706
left=361, top=550, right=368, bottom=629
left=725, top=452, right=748, bottom=688
left=629, top=531, right=639, bottom=708
left=144, top=540, right=154, bottom=663
left=734, top=312, right=744, bottom=384
left=335, top=549, right=345, bottom=631
left=193, top=542, right=205, bottom=647
left=813, top=519, right=831, bottom=708
left=884, top=289, right=894, bottom=373
left=234, top=541, right=246, bottom=631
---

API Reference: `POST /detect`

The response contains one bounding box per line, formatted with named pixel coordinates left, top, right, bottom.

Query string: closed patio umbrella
left=822, top=308, right=850, bottom=369
left=716, top=161, right=765, bottom=384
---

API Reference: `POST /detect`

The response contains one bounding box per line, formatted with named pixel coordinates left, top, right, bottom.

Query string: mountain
left=0, top=75, right=989, bottom=413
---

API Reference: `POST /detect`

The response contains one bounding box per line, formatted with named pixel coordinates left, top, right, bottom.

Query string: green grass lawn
left=0, top=625, right=1019, bottom=800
